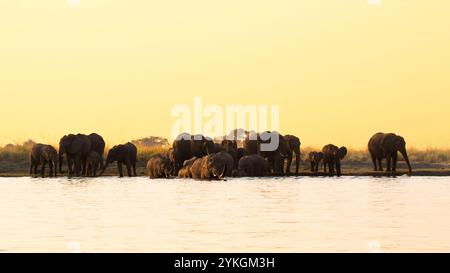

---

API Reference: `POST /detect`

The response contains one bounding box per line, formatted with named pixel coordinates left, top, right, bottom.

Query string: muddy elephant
left=308, top=151, right=323, bottom=174
left=232, top=154, right=268, bottom=177
left=59, top=134, right=91, bottom=177
left=172, top=133, right=217, bottom=175
left=147, top=154, right=173, bottom=178
left=178, top=157, right=198, bottom=178
left=368, top=132, right=412, bottom=174
left=190, top=151, right=233, bottom=180
left=221, top=139, right=238, bottom=169
left=86, top=151, right=102, bottom=177
left=322, top=144, right=347, bottom=176
left=284, top=134, right=301, bottom=175
left=30, top=144, right=58, bottom=178
left=100, top=142, right=137, bottom=177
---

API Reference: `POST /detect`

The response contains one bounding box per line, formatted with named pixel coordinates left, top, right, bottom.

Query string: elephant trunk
left=99, top=159, right=109, bottom=176
left=59, top=151, right=64, bottom=173
left=54, top=156, right=58, bottom=177
left=294, top=147, right=300, bottom=174
left=400, top=148, right=412, bottom=175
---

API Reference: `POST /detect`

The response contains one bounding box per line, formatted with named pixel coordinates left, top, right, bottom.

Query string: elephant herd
left=146, top=131, right=412, bottom=179
left=30, top=133, right=137, bottom=178
left=29, top=131, right=412, bottom=179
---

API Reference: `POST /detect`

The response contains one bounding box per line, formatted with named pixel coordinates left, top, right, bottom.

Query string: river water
left=0, top=176, right=449, bottom=252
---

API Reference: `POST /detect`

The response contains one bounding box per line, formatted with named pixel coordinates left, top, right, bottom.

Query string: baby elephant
left=86, top=151, right=102, bottom=177
left=308, top=152, right=324, bottom=174
left=147, top=154, right=173, bottom=178
left=30, top=144, right=58, bottom=178
left=232, top=155, right=268, bottom=177
left=322, top=144, right=347, bottom=176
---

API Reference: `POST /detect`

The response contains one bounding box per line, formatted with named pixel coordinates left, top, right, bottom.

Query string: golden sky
left=1, top=0, right=449, bottom=148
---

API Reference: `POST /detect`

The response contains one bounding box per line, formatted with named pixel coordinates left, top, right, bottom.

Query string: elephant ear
left=338, top=147, right=347, bottom=159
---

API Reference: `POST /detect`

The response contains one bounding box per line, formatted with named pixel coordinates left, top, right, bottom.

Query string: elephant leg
left=285, top=154, right=293, bottom=175
left=133, top=161, right=137, bottom=176
left=386, top=156, right=392, bottom=172
left=370, top=152, right=377, bottom=171
left=117, top=162, right=124, bottom=177
left=336, top=161, right=342, bottom=177
left=126, top=163, right=132, bottom=177
left=324, top=162, right=327, bottom=173
left=315, top=162, right=320, bottom=173
left=74, top=158, right=81, bottom=177
left=377, top=158, right=383, bottom=171
left=49, top=162, right=54, bottom=177
left=67, top=158, right=74, bottom=176
left=392, top=153, right=398, bottom=172
left=30, top=163, right=34, bottom=176
left=34, top=163, right=39, bottom=175
left=328, top=162, right=334, bottom=175
left=41, top=162, right=46, bottom=178
left=310, top=162, right=315, bottom=173
left=82, top=158, right=87, bottom=176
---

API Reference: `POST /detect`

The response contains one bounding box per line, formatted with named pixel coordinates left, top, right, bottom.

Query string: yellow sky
left=1, top=0, right=449, bottom=148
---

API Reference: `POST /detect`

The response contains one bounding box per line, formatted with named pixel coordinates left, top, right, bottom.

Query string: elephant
left=232, top=154, right=268, bottom=177
left=308, top=151, right=323, bottom=173
left=322, top=144, right=347, bottom=176
left=147, top=154, right=173, bottom=178
left=86, top=151, right=102, bottom=177
left=221, top=139, right=238, bottom=169
left=208, top=151, right=234, bottom=177
left=100, top=142, right=137, bottom=177
left=59, top=134, right=91, bottom=177
left=368, top=132, right=412, bottom=174
left=258, top=131, right=290, bottom=175
left=284, top=134, right=301, bottom=175
left=190, top=156, right=208, bottom=180
left=87, top=133, right=105, bottom=171
left=30, top=144, right=58, bottom=178
left=190, top=152, right=233, bottom=180
left=236, top=148, right=248, bottom=164
left=178, top=157, right=198, bottom=178
left=243, top=131, right=260, bottom=155
left=171, top=133, right=217, bottom=175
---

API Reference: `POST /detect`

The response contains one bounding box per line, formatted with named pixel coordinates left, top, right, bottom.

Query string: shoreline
left=1, top=170, right=449, bottom=178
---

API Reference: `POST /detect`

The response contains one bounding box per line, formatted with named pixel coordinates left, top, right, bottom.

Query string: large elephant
left=368, top=132, right=412, bottom=174
left=322, top=144, right=347, bottom=176
left=232, top=154, right=268, bottom=177
left=59, top=134, right=91, bottom=177
left=100, top=142, right=137, bottom=177
left=147, top=154, right=173, bottom=178
left=30, top=144, right=58, bottom=178
left=284, top=134, right=301, bottom=175
left=308, top=151, right=323, bottom=174
left=171, top=133, right=217, bottom=175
